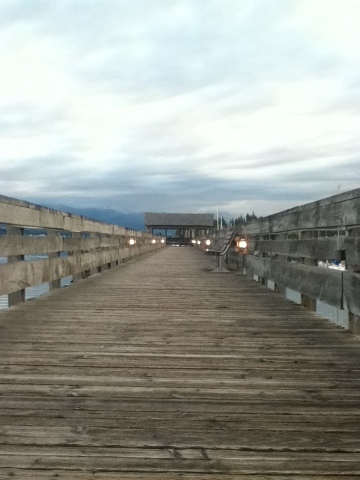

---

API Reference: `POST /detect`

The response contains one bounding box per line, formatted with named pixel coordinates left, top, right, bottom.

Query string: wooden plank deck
left=0, top=246, right=359, bottom=479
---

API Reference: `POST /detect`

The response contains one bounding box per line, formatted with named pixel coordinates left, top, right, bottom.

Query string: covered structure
left=145, top=213, right=214, bottom=244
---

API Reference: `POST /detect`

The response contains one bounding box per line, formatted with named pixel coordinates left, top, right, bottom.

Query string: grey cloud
left=238, top=144, right=360, bottom=169
left=0, top=103, right=69, bottom=136
left=0, top=0, right=343, bottom=120
left=0, top=155, right=83, bottom=182
left=1, top=1, right=359, bottom=218
left=0, top=0, right=50, bottom=25
left=1, top=0, right=320, bottom=96
left=23, top=168, right=358, bottom=215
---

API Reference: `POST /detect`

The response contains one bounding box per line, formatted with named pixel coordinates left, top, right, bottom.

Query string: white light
left=129, top=238, right=136, bottom=246
left=238, top=239, right=247, bottom=249
left=191, top=239, right=197, bottom=244
left=197, top=240, right=201, bottom=245
left=205, top=239, right=211, bottom=246
left=151, top=239, right=156, bottom=244
left=161, top=239, right=165, bottom=244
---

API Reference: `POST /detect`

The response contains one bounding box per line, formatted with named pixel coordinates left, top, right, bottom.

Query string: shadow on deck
left=0, top=247, right=359, bottom=478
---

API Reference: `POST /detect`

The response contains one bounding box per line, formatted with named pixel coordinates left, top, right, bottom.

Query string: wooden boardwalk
left=0, top=247, right=359, bottom=479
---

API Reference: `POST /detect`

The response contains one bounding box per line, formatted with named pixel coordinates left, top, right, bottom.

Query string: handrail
left=206, top=230, right=235, bottom=256
left=0, top=195, right=165, bottom=307
left=225, top=188, right=360, bottom=333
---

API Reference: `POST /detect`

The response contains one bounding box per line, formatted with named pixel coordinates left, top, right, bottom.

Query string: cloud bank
left=0, top=0, right=359, bottom=217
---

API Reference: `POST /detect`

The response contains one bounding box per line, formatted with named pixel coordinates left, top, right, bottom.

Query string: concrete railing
left=224, top=188, right=360, bottom=334
left=0, top=195, right=165, bottom=307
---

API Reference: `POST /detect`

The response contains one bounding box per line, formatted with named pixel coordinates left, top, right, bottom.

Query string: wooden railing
left=223, top=188, right=360, bottom=334
left=0, top=195, right=165, bottom=307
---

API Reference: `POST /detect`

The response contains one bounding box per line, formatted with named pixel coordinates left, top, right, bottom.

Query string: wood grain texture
left=0, top=244, right=162, bottom=296
left=0, top=194, right=148, bottom=235
left=235, top=188, right=360, bottom=235
left=0, top=235, right=136, bottom=256
left=343, top=271, right=360, bottom=317
left=0, top=247, right=359, bottom=478
left=253, top=237, right=347, bottom=260
left=244, top=256, right=344, bottom=309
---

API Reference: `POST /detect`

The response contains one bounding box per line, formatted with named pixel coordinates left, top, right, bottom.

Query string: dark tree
left=230, top=212, right=257, bottom=226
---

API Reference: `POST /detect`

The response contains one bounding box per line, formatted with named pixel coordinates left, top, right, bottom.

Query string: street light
left=238, top=239, right=247, bottom=249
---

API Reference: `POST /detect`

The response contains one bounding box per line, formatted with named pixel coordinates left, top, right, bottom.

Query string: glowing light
left=205, top=239, right=211, bottom=246
left=151, top=239, right=156, bottom=244
left=238, top=239, right=247, bottom=249
left=129, top=238, right=136, bottom=246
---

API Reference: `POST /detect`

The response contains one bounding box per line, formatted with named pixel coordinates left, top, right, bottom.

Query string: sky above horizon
left=0, top=0, right=359, bottom=218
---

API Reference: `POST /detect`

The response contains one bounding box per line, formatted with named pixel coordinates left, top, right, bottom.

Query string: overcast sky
left=0, top=0, right=359, bottom=218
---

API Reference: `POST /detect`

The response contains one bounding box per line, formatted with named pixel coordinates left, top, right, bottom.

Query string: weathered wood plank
left=343, top=271, right=360, bottom=317
left=0, top=247, right=359, bottom=477
left=0, top=474, right=357, bottom=480
left=254, top=237, right=346, bottom=260
left=0, top=196, right=165, bottom=305
left=0, top=235, right=135, bottom=256
left=0, top=245, right=158, bottom=295
left=224, top=192, right=360, bottom=319
left=245, top=256, right=343, bottom=308
left=0, top=194, right=133, bottom=235
left=0, top=451, right=359, bottom=474
left=1, top=411, right=358, bottom=430
left=345, top=236, right=360, bottom=268
left=236, top=188, right=360, bottom=235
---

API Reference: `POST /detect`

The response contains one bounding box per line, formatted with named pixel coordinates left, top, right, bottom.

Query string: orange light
left=238, top=239, right=247, bottom=249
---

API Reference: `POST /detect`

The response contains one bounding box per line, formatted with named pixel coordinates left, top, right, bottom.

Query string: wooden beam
left=7, top=226, right=25, bottom=306
left=236, top=188, right=360, bottom=235
left=0, top=195, right=154, bottom=238
left=0, top=244, right=160, bottom=297
left=343, top=271, right=360, bottom=317
left=245, top=256, right=343, bottom=310
left=254, top=237, right=347, bottom=260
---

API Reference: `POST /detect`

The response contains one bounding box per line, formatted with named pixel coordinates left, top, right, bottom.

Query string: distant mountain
left=40, top=203, right=146, bottom=231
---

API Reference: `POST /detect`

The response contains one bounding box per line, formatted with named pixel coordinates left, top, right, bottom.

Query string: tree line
left=230, top=211, right=258, bottom=226
left=213, top=211, right=258, bottom=229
